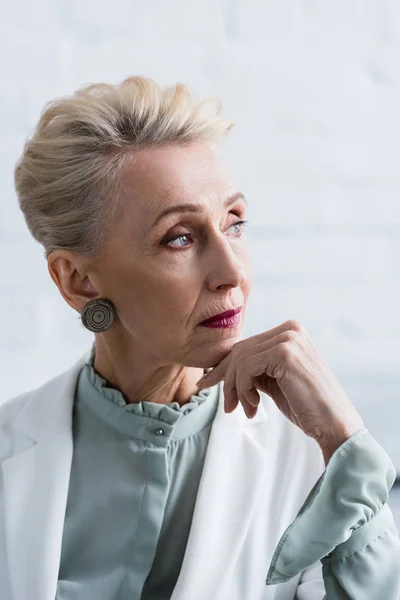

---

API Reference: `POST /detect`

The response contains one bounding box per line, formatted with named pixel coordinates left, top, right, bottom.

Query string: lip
left=200, top=306, right=242, bottom=325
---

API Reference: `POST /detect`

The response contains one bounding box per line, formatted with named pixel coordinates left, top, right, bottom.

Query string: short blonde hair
left=14, top=76, right=234, bottom=260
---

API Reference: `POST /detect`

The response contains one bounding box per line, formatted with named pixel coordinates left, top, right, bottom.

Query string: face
left=83, top=141, right=252, bottom=368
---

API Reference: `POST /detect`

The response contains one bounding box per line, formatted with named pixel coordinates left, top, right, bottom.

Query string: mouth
left=200, top=306, right=242, bottom=326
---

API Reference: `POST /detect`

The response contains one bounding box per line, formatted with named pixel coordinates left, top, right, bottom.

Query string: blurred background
left=1, top=1, right=399, bottom=524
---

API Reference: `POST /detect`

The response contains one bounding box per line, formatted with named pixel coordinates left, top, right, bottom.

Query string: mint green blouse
left=55, top=343, right=400, bottom=599
left=56, top=343, right=219, bottom=599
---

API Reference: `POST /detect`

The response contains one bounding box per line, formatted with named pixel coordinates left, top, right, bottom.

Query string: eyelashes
left=164, top=219, right=249, bottom=249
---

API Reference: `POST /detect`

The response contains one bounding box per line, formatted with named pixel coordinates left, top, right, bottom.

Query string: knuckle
left=233, top=337, right=247, bottom=351
left=277, top=342, right=293, bottom=361
left=278, top=339, right=299, bottom=364
left=280, top=330, right=299, bottom=345
left=287, top=319, right=305, bottom=333
left=231, top=342, right=242, bottom=355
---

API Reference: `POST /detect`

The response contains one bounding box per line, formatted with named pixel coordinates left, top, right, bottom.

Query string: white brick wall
left=1, top=0, right=399, bottom=504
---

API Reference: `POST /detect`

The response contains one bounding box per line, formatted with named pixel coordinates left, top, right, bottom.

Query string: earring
left=81, top=298, right=116, bottom=333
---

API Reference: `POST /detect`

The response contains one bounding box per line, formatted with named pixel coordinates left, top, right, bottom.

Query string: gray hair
left=14, top=76, right=234, bottom=260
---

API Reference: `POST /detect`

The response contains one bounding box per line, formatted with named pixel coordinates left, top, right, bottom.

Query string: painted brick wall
left=1, top=0, right=399, bottom=510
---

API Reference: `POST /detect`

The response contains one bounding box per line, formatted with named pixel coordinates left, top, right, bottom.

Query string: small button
left=155, top=428, right=165, bottom=435
left=183, top=409, right=191, bottom=416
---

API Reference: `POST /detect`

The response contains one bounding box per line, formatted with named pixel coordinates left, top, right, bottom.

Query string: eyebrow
left=152, top=192, right=247, bottom=227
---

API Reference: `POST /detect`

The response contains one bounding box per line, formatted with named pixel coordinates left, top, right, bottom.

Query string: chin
left=202, top=336, right=243, bottom=367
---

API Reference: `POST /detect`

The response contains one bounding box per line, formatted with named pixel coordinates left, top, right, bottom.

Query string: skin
left=196, top=319, right=365, bottom=465
left=48, top=141, right=252, bottom=407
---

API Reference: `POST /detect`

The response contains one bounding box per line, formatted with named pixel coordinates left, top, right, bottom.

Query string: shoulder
left=0, top=388, right=34, bottom=429
left=0, top=389, right=36, bottom=459
left=0, top=348, right=91, bottom=460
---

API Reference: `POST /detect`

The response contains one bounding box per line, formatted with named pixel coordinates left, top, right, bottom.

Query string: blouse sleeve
left=265, top=428, right=400, bottom=599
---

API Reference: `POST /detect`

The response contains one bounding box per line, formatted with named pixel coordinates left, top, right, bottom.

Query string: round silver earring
left=81, top=298, right=116, bottom=333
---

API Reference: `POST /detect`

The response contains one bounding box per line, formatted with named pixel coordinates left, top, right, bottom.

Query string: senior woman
left=0, top=77, right=399, bottom=600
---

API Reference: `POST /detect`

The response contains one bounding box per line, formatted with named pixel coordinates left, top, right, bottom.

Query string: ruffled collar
left=77, top=343, right=219, bottom=440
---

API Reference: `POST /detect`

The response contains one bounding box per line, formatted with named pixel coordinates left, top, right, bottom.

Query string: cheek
left=156, top=284, right=198, bottom=319
left=133, top=273, right=198, bottom=321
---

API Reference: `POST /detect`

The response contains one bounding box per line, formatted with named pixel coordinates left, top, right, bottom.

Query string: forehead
left=118, top=142, right=235, bottom=219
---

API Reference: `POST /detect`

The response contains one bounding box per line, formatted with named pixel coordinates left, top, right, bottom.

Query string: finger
left=241, top=387, right=260, bottom=408
left=234, top=366, right=258, bottom=417
left=237, top=319, right=305, bottom=349
left=242, top=339, right=298, bottom=387
left=223, top=364, right=239, bottom=413
left=200, top=326, right=301, bottom=390
left=197, top=322, right=302, bottom=388
left=196, top=354, right=230, bottom=388
left=233, top=360, right=258, bottom=408
left=225, top=389, right=240, bottom=414
left=241, top=400, right=258, bottom=419
left=224, top=374, right=256, bottom=418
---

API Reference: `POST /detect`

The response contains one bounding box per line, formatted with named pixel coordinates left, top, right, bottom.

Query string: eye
left=164, top=219, right=249, bottom=249
left=230, top=219, right=248, bottom=235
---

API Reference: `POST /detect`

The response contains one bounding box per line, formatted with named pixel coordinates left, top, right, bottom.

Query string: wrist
left=317, top=421, right=366, bottom=467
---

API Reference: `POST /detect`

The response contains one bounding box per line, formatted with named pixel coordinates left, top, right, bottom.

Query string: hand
left=196, top=319, right=365, bottom=464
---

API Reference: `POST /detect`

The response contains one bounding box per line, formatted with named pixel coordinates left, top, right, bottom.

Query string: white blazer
left=0, top=349, right=327, bottom=600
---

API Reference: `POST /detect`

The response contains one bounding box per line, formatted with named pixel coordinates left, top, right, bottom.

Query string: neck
left=91, top=338, right=206, bottom=407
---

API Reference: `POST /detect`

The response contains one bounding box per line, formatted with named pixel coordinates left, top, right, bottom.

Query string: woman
left=1, top=76, right=399, bottom=600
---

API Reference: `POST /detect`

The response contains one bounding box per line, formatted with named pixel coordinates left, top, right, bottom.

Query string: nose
left=206, top=234, right=248, bottom=291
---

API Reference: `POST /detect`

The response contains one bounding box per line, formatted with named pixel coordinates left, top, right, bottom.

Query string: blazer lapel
left=2, top=433, right=73, bottom=600
left=1, top=350, right=90, bottom=600
left=171, top=382, right=269, bottom=600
